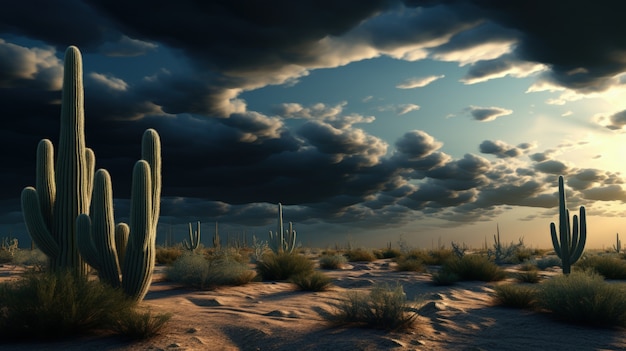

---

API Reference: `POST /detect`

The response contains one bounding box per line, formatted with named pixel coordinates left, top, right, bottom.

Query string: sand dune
left=1, top=260, right=625, bottom=351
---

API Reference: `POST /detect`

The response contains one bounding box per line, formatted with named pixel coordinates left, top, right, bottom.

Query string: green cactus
left=183, top=221, right=201, bottom=251
left=77, top=130, right=161, bottom=301
left=550, top=175, right=587, bottom=274
left=213, top=221, right=221, bottom=250
left=613, top=233, right=621, bottom=254
left=21, top=46, right=93, bottom=276
left=268, top=203, right=297, bottom=254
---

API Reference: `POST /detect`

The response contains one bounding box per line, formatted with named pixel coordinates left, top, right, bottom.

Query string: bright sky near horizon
left=2, top=1, right=626, bottom=249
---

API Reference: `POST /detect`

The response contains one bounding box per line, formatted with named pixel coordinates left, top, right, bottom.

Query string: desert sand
left=1, top=259, right=625, bottom=351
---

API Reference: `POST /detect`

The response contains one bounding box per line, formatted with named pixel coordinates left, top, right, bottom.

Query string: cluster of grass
left=394, top=257, right=426, bottom=272
left=344, top=248, right=377, bottom=262
left=0, top=271, right=170, bottom=340
left=327, top=283, right=418, bottom=330
left=318, top=254, right=347, bottom=270
left=402, top=248, right=455, bottom=266
left=167, top=252, right=256, bottom=289
left=374, top=247, right=403, bottom=259
left=155, top=246, right=183, bottom=265
left=432, top=255, right=506, bottom=284
left=256, top=252, right=315, bottom=281
left=492, top=271, right=626, bottom=328
left=290, top=271, right=333, bottom=291
left=528, top=256, right=562, bottom=270
left=575, top=255, right=626, bottom=279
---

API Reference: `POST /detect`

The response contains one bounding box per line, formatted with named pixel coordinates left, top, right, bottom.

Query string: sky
left=2, top=0, right=626, bottom=250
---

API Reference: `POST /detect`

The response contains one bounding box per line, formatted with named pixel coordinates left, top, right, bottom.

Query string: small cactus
left=183, top=221, right=201, bottom=252
left=550, top=176, right=587, bottom=275
left=213, top=221, right=221, bottom=249
left=268, top=203, right=297, bottom=254
left=613, top=233, right=621, bottom=254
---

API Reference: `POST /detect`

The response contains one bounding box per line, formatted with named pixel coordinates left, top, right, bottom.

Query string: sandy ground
left=1, top=260, right=625, bottom=351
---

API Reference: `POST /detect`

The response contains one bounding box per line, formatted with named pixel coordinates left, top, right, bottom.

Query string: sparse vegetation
left=514, top=269, right=541, bottom=283
left=0, top=271, right=170, bottom=340
left=575, top=255, right=626, bottom=279
left=167, top=252, right=256, bottom=289
left=155, top=246, right=183, bottom=265
left=290, top=271, right=333, bottom=291
left=492, top=284, right=537, bottom=308
left=439, top=254, right=506, bottom=282
left=395, top=257, right=426, bottom=272
left=345, top=248, right=377, bottom=262
left=536, top=271, right=626, bottom=327
left=256, top=252, right=315, bottom=281
left=430, top=269, right=460, bottom=286
left=327, top=283, right=419, bottom=330
left=319, top=254, right=348, bottom=270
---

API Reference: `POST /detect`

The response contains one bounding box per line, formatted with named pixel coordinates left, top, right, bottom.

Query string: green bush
left=431, top=269, right=460, bottom=286
left=492, top=284, right=537, bottom=308
left=167, top=253, right=256, bottom=289
left=404, top=248, right=454, bottom=266
left=345, top=248, right=376, bottom=262
left=532, top=256, right=562, bottom=270
left=290, top=271, right=333, bottom=291
left=395, top=257, right=426, bottom=272
left=575, top=255, right=626, bottom=279
left=155, top=246, right=183, bottom=265
left=441, top=255, right=506, bottom=282
left=11, top=249, right=47, bottom=270
left=256, top=252, right=315, bottom=281
left=514, top=270, right=541, bottom=283
left=537, top=271, right=626, bottom=327
left=319, top=254, right=347, bottom=270
left=327, top=283, right=418, bottom=330
left=112, top=309, right=172, bottom=340
left=374, top=248, right=403, bottom=259
left=0, top=271, right=169, bottom=340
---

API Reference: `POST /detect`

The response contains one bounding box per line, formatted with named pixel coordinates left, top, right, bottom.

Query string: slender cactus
left=550, top=175, right=587, bottom=274
left=213, top=221, right=221, bottom=250
left=21, top=46, right=92, bottom=276
left=613, top=233, right=622, bottom=254
left=268, top=203, right=297, bottom=254
left=183, top=221, right=201, bottom=251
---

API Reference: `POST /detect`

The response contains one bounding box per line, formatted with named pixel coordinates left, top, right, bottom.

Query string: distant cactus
left=213, top=221, right=221, bottom=249
left=550, top=176, right=587, bottom=275
left=613, top=233, right=621, bottom=254
left=268, top=203, right=297, bottom=254
left=183, top=221, right=201, bottom=252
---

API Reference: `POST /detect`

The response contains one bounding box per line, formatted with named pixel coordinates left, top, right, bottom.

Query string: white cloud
left=89, top=72, right=129, bottom=91
left=396, top=75, right=444, bottom=89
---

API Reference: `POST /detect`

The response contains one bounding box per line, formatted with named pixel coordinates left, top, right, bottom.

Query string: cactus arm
left=85, top=148, right=95, bottom=205
left=76, top=214, right=101, bottom=270
left=35, top=139, right=56, bottom=229
left=142, top=129, right=161, bottom=232
left=115, top=223, right=129, bottom=269
left=550, top=223, right=562, bottom=258
left=122, top=160, right=156, bottom=301
left=277, top=203, right=284, bottom=253
left=21, top=187, right=59, bottom=258
left=183, top=221, right=201, bottom=251
left=571, top=208, right=586, bottom=263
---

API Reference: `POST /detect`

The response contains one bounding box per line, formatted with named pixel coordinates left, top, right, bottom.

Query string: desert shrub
left=514, top=270, right=541, bottom=284
left=328, top=283, right=418, bottom=330
left=155, top=246, right=183, bottom=265
left=374, top=247, right=403, bottom=259
left=431, top=269, right=460, bottom=286
left=319, top=254, right=347, bottom=270
left=207, top=247, right=250, bottom=265
left=395, top=257, right=426, bottom=272
left=290, top=271, right=333, bottom=291
left=442, top=255, right=506, bottom=282
left=532, top=256, right=562, bottom=270
left=0, top=271, right=169, bottom=340
left=257, top=252, right=315, bottom=281
left=112, top=309, right=172, bottom=340
left=575, top=255, right=626, bottom=279
left=492, top=284, right=537, bottom=308
left=167, top=253, right=256, bottom=289
left=518, top=261, right=538, bottom=271
left=537, top=271, right=626, bottom=327
left=11, top=249, right=47, bottom=270
left=404, top=248, right=454, bottom=266
left=345, top=248, right=376, bottom=262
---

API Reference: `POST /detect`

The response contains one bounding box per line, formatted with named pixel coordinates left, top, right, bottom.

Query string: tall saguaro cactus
left=77, top=129, right=161, bottom=301
left=21, top=46, right=93, bottom=276
left=550, top=176, right=587, bottom=274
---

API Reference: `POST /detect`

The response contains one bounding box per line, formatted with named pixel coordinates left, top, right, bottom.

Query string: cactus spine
left=21, top=46, right=92, bottom=276
left=550, top=176, right=587, bottom=274
left=183, top=221, right=201, bottom=251
left=268, top=203, right=297, bottom=254
left=77, top=129, right=161, bottom=301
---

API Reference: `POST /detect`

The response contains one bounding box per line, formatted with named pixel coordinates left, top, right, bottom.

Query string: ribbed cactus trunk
left=21, top=46, right=91, bottom=276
